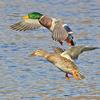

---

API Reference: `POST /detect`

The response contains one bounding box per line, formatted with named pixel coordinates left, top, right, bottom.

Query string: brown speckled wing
left=52, top=21, right=68, bottom=41
left=10, top=20, right=42, bottom=31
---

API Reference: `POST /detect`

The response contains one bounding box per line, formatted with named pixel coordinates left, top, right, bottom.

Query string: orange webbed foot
left=72, top=70, right=80, bottom=80
left=65, top=73, right=70, bottom=80
left=66, top=77, right=70, bottom=80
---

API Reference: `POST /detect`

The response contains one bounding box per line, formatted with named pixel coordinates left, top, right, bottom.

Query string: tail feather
left=78, top=72, right=85, bottom=79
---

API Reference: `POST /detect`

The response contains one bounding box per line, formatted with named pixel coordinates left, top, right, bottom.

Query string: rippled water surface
left=0, top=0, right=100, bottom=100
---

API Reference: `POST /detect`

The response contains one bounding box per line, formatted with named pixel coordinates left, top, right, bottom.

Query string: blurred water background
left=0, top=0, right=100, bottom=100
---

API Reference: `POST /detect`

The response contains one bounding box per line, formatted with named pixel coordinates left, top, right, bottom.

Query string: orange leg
left=65, top=73, right=70, bottom=80
left=72, top=70, right=80, bottom=80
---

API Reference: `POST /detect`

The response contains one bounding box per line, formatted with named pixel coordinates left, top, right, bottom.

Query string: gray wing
left=52, top=21, right=68, bottom=42
left=10, top=19, right=42, bottom=31
left=62, top=46, right=99, bottom=60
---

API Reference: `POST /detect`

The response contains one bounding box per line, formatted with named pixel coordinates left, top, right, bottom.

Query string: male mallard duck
left=10, top=12, right=75, bottom=46
left=30, top=49, right=85, bottom=80
left=53, top=46, right=99, bottom=61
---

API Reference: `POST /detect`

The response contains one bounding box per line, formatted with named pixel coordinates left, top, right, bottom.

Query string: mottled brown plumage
left=30, top=49, right=85, bottom=80
left=53, top=47, right=64, bottom=54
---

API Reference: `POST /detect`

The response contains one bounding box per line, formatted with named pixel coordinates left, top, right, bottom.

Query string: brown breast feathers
left=39, top=16, right=52, bottom=29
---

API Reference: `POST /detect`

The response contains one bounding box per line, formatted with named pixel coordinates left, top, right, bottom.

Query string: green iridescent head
left=28, top=12, right=43, bottom=19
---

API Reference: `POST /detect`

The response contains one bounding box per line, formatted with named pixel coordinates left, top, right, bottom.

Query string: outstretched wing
left=62, top=46, right=99, bottom=60
left=10, top=19, right=42, bottom=31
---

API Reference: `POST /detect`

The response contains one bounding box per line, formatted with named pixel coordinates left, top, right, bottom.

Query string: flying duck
left=10, top=12, right=75, bottom=46
left=30, top=49, right=85, bottom=80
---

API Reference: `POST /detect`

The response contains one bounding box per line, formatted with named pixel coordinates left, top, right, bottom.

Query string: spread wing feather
left=62, top=46, right=99, bottom=60
left=10, top=19, right=42, bottom=31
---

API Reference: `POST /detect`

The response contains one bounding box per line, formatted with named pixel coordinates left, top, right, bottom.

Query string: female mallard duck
left=10, top=12, right=75, bottom=46
left=30, top=49, right=85, bottom=80
left=53, top=46, right=99, bottom=61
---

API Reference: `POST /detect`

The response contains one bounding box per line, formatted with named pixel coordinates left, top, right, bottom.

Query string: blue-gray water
left=0, top=0, right=100, bottom=100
